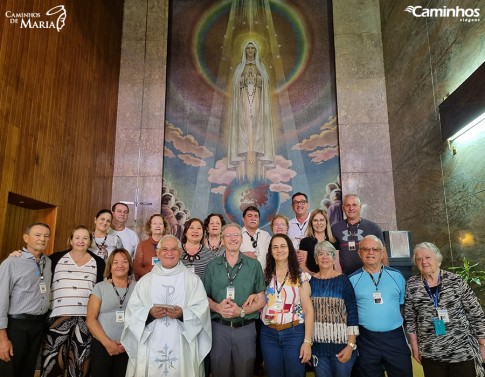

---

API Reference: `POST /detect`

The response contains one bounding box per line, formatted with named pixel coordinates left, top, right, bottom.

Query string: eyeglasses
left=360, top=247, right=381, bottom=253
left=292, top=200, right=308, bottom=205
left=223, top=233, right=241, bottom=238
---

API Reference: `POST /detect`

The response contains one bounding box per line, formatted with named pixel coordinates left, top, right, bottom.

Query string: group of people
left=1, top=195, right=484, bottom=377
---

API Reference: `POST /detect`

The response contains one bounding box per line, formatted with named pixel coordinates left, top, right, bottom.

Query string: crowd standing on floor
left=1, top=195, right=485, bottom=377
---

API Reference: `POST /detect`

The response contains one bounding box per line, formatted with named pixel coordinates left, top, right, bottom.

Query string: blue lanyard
left=422, top=271, right=441, bottom=309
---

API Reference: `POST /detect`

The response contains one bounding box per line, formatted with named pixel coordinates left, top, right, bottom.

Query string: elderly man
left=288, top=192, right=311, bottom=249
left=0, top=222, right=52, bottom=377
left=121, top=235, right=211, bottom=377
left=203, top=223, right=266, bottom=377
left=332, top=194, right=389, bottom=275
left=349, top=235, right=412, bottom=377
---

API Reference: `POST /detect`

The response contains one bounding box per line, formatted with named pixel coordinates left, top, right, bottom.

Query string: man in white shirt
left=287, top=192, right=311, bottom=249
left=111, top=202, right=140, bottom=258
left=240, top=206, right=271, bottom=271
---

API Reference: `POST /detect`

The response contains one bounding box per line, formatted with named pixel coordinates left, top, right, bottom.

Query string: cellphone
left=154, top=304, right=175, bottom=309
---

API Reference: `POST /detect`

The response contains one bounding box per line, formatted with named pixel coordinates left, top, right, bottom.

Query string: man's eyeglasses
left=223, top=233, right=241, bottom=238
left=292, top=200, right=308, bottom=205
left=360, top=247, right=381, bottom=253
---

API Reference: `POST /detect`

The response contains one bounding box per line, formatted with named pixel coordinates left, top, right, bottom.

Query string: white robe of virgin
left=121, top=262, right=212, bottom=377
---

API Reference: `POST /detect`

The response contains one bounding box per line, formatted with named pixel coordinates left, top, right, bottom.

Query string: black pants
left=90, top=338, right=128, bottom=377
left=0, top=317, right=45, bottom=377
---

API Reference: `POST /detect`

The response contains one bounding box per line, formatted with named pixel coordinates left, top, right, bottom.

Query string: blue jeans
left=260, top=323, right=306, bottom=377
left=312, top=348, right=357, bottom=377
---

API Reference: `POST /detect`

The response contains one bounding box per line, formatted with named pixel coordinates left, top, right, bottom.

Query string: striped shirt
left=180, top=245, right=216, bottom=279
left=50, top=253, right=98, bottom=317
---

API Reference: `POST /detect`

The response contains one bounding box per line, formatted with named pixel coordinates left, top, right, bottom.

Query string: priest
left=121, top=235, right=211, bottom=377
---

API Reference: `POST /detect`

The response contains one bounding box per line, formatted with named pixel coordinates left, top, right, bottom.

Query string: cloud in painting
left=208, top=155, right=296, bottom=200
left=291, top=117, right=339, bottom=163
left=179, top=154, right=206, bottom=167
left=164, top=146, right=175, bottom=158
left=164, top=121, right=213, bottom=166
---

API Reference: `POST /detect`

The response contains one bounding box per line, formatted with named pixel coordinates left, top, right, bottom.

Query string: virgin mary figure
left=227, top=41, right=275, bottom=181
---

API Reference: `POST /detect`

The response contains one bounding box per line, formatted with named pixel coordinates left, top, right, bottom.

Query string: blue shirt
left=349, top=266, right=405, bottom=332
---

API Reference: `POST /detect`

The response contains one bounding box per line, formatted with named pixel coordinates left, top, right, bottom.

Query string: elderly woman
left=133, top=214, right=170, bottom=280
left=270, top=214, right=289, bottom=235
left=42, top=226, right=105, bottom=377
left=405, top=242, right=485, bottom=377
left=299, top=209, right=339, bottom=275
left=203, top=213, right=226, bottom=255
left=260, top=234, right=314, bottom=377
left=87, top=248, right=135, bottom=377
left=310, top=241, right=359, bottom=377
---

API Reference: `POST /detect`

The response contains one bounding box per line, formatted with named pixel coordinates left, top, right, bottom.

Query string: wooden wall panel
left=0, top=0, right=124, bottom=260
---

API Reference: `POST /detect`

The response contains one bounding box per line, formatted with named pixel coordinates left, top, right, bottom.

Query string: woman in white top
left=41, top=225, right=105, bottom=377
left=89, top=209, right=123, bottom=260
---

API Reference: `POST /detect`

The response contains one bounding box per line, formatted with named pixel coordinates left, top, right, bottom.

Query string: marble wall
left=381, top=0, right=485, bottom=273
left=112, top=0, right=169, bottom=236
left=330, top=0, right=397, bottom=231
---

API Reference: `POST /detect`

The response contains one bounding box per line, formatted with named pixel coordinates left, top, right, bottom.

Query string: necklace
left=182, top=244, right=203, bottom=263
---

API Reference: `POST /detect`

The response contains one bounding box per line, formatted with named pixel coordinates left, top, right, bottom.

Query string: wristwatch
left=347, top=342, right=357, bottom=351
left=240, top=309, right=246, bottom=318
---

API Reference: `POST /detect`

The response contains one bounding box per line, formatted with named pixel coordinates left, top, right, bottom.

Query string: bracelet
left=303, top=338, right=313, bottom=346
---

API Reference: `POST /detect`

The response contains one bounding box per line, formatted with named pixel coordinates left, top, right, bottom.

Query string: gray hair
left=157, top=235, right=182, bottom=250
left=360, top=235, right=384, bottom=249
left=343, top=193, right=361, bottom=205
left=413, top=242, right=443, bottom=265
left=314, top=241, right=337, bottom=262
left=221, top=223, right=242, bottom=234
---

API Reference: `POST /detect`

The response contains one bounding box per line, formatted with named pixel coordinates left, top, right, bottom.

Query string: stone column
left=333, top=0, right=397, bottom=231
left=112, top=0, right=169, bottom=236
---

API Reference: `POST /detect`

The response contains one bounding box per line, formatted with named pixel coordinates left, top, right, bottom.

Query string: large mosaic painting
left=163, top=0, right=339, bottom=229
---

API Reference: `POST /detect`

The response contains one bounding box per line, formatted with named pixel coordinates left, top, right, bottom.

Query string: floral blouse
left=261, top=272, right=311, bottom=325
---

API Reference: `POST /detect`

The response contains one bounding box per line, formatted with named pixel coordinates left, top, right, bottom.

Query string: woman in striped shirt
left=41, top=225, right=105, bottom=377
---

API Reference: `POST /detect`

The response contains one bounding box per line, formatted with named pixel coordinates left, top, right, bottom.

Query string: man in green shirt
left=203, top=223, right=266, bottom=377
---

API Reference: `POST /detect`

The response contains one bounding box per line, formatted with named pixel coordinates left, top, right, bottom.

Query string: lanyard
left=35, top=256, right=45, bottom=280
left=112, top=280, right=130, bottom=308
left=224, top=252, right=243, bottom=285
left=423, top=271, right=441, bottom=309
left=274, top=270, right=289, bottom=295
left=94, top=234, right=108, bottom=250
left=367, top=265, right=383, bottom=291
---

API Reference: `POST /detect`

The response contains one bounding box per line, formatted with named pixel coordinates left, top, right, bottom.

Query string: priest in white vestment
left=121, top=235, right=212, bottom=377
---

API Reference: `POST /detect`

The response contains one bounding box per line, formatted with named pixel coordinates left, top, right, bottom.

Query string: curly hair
left=144, top=214, right=170, bottom=236
left=264, top=234, right=300, bottom=286
left=203, top=213, right=226, bottom=235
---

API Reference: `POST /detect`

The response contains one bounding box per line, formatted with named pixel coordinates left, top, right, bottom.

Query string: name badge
left=188, top=265, right=195, bottom=273
left=226, top=286, right=235, bottom=300
left=273, top=297, right=283, bottom=311
left=348, top=241, right=356, bottom=251
left=373, top=292, right=383, bottom=304
left=433, top=317, right=446, bottom=335
left=152, top=257, right=159, bottom=265
left=437, top=309, right=450, bottom=323
left=116, top=311, right=125, bottom=323
left=39, top=282, right=47, bottom=294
